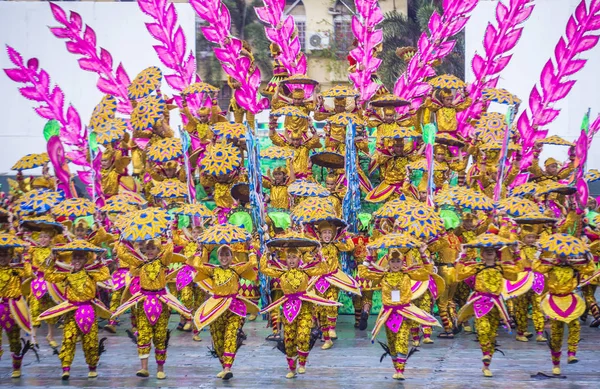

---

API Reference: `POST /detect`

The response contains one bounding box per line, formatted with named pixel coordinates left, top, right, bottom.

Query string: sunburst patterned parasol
left=101, top=199, right=137, bottom=215
left=288, top=180, right=330, bottom=198
left=150, top=180, right=188, bottom=199
left=435, top=186, right=467, bottom=206
left=183, top=82, right=219, bottom=96
left=538, top=182, right=577, bottom=196
left=260, top=146, right=294, bottom=160
left=20, top=215, right=64, bottom=233
left=480, top=142, right=519, bottom=151
left=381, top=126, right=420, bottom=139
left=539, top=233, right=589, bottom=257
left=586, top=169, right=600, bottom=183
left=511, top=182, right=538, bottom=197
left=429, top=74, right=465, bottom=89
left=367, top=233, right=420, bottom=250
left=53, top=240, right=105, bottom=253
left=127, top=66, right=163, bottom=100
left=291, top=197, right=336, bottom=224
left=396, top=204, right=445, bottom=239
left=407, top=159, right=447, bottom=171
left=146, top=137, right=183, bottom=163
left=20, top=189, right=65, bottom=215
left=373, top=198, right=419, bottom=219
left=211, top=122, right=247, bottom=140
left=91, top=94, right=117, bottom=118
left=455, top=189, right=494, bottom=211
left=463, top=233, right=517, bottom=248
left=495, top=197, right=540, bottom=217
left=94, top=118, right=128, bottom=145
left=111, top=191, right=147, bottom=206
left=474, top=112, right=512, bottom=143
left=327, top=112, right=361, bottom=126
left=52, top=198, right=97, bottom=220
left=130, top=95, right=165, bottom=132
left=197, top=223, right=250, bottom=245
left=12, top=153, right=49, bottom=171
left=201, top=143, right=242, bottom=176
left=482, top=88, right=521, bottom=105
left=536, top=135, right=573, bottom=147
left=270, top=106, right=309, bottom=119
left=120, top=208, right=171, bottom=241
left=370, top=93, right=410, bottom=107
left=173, top=203, right=213, bottom=219
left=321, top=85, right=359, bottom=98
left=0, top=233, right=27, bottom=248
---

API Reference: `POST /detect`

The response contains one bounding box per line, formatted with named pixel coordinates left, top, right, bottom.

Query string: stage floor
left=2, top=314, right=599, bottom=388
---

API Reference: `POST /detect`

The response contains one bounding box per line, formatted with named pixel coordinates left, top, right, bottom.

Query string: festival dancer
left=456, top=235, right=520, bottom=377
left=260, top=241, right=340, bottom=378
left=308, top=219, right=358, bottom=350
left=113, top=238, right=190, bottom=379
left=39, top=241, right=111, bottom=379
left=352, top=214, right=375, bottom=330
left=359, top=243, right=441, bottom=380
left=100, top=148, right=134, bottom=198
left=0, top=234, right=35, bottom=379
left=422, top=86, right=472, bottom=137
left=269, top=123, right=322, bottom=180
left=193, top=244, right=259, bottom=380
left=263, top=164, right=295, bottom=210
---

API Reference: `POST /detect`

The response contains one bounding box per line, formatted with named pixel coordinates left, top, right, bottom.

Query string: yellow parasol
left=288, top=180, right=330, bottom=198
left=367, top=233, right=420, bottom=250
left=211, top=122, right=247, bottom=140
left=270, top=106, right=309, bottom=119
left=481, top=88, right=521, bottom=105
left=183, top=82, right=219, bottom=96
left=89, top=95, right=117, bottom=130
left=100, top=199, right=137, bottom=215
left=173, top=203, right=213, bottom=219
left=536, top=135, right=573, bottom=147
left=0, top=233, right=28, bottom=248
left=539, top=233, right=589, bottom=257
left=52, top=198, right=97, bottom=219
left=200, top=143, right=242, bottom=176
left=150, top=180, right=188, bottom=199
left=291, top=197, right=336, bottom=224
left=146, top=137, right=183, bottom=163
left=495, top=197, right=540, bottom=217
left=455, top=189, right=494, bottom=211
left=11, top=153, right=49, bottom=171
left=94, top=118, right=128, bottom=145
left=473, top=112, right=513, bottom=143
left=120, top=208, right=171, bottom=241
left=510, top=182, right=538, bottom=197
left=111, top=191, right=147, bottom=206
left=373, top=198, right=419, bottom=219
left=327, top=112, right=362, bottom=126
left=260, top=146, right=294, bottom=160
left=130, top=95, right=166, bottom=132
left=321, top=85, right=359, bottom=98
left=127, top=66, right=163, bottom=100
left=381, top=126, right=420, bottom=139
left=429, top=74, right=465, bottom=89
left=197, top=223, right=250, bottom=245
left=396, top=203, right=445, bottom=239
left=463, top=233, right=517, bottom=248
left=586, top=169, right=600, bottom=183
left=281, top=74, right=319, bottom=85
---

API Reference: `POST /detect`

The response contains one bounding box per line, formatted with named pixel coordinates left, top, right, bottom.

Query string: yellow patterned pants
left=29, top=294, right=58, bottom=327
left=209, top=310, right=243, bottom=369
left=353, top=291, right=373, bottom=326
left=411, top=291, right=433, bottom=341
left=270, top=289, right=284, bottom=334
left=514, top=291, right=544, bottom=335
left=282, top=302, right=313, bottom=370
left=437, top=267, right=457, bottom=333
left=582, top=285, right=600, bottom=320
left=315, top=286, right=338, bottom=340
left=233, top=108, right=255, bottom=129
left=136, top=302, right=170, bottom=365
left=384, top=318, right=411, bottom=374
left=475, top=307, right=500, bottom=367
left=59, top=311, right=100, bottom=370
left=550, top=319, right=580, bottom=366
left=0, top=323, right=21, bottom=359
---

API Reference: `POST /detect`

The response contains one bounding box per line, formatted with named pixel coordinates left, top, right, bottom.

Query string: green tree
left=379, top=0, right=465, bottom=89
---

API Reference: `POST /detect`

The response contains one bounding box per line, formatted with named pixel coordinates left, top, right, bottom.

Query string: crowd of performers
left=2, top=59, right=600, bottom=383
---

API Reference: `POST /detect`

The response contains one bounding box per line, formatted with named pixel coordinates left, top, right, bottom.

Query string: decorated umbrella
left=291, top=197, right=336, bottom=224
left=288, top=180, right=330, bottom=198
left=495, top=197, right=541, bottom=217
left=130, top=95, right=165, bottom=132
left=182, top=82, right=219, bottom=96
left=482, top=88, right=522, bottom=105
left=146, top=137, right=184, bottom=163
left=373, top=198, right=419, bottom=219
left=514, top=213, right=558, bottom=225
left=100, top=199, right=137, bottom=215
left=150, top=180, right=188, bottom=199
left=0, top=233, right=27, bottom=248
left=322, top=85, right=359, bottom=98
left=396, top=204, right=445, bottom=239
left=436, top=133, right=465, bottom=147
left=538, top=182, right=577, bottom=196
left=367, top=233, right=420, bottom=250
left=480, top=141, right=519, bottom=152
left=429, top=74, right=465, bottom=89
left=260, top=146, right=294, bottom=160
left=173, top=203, right=213, bottom=219
left=20, top=189, right=65, bottom=215
left=455, top=189, right=494, bottom=211
left=327, top=113, right=361, bottom=126
left=270, top=106, right=309, bottom=119
left=201, top=143, right=242, bottom=176
left=53, top=240, right=105, bottom=254
left=309, top=216, right=347, bottom=229
left=381, top=126, right=420, bottom=139
left=112, top=212, right=137, bottom=231
left=111, top=191, right=147, bottom=206
left=11, top=153, right=49, bottom=171
left=52, top=198, right=97, bottom=220
left=280, top=74, right=319, bottom=85
left=435, top=186, right=467, bottom=206
left=20, top=215, right=64, bottom=233
left=474, top=112, right=512, bottom=143
left=120, top=208, right=171, bottom=241
left=536, top=135, right=573, bottom=147
left=370, top=93, right=410, bottom=107
left=94, top=118, right=128, bottom=145
left=539, top=233, right=589, bottom=257
left=463, top=233, right=518, bottom=248
left=511, top=182, right=538, bottom=197
left=310, top=152, right=345, bottom=169
left=197, top=223, right=249, bottom=245
left=211, top=122, right=246, bottom=140
left=408, top=159, right=447, bottom=171
left=127, top=66, right=163, bottom=100
left=266, top=231, right=320, bottom=248
left=586, top=169, right=600, bottom=183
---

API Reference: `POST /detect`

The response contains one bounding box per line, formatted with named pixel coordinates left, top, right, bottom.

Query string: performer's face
left=218, top=247, right=233, bottom=267
left=523, top=233, right=537, bottom=245
left=325, top=179, right=336, bottom=191
left=0, top=248, right=10, bottom=266
left=286, top=253, right=300, bottom=269
left=546, top=163, right=558, bottom=175
left=101, top=158, right=112, bottom=169
left=587, top=198, right=597, bottom=209
left=290, top=138, right=302, bottom=147
left=462, top=219, right=474, bottom=231
left=392, top=143, right=404, bottom=155
left=71, top=252, right=87, bottom=272
left=388, top=254, right=403, bottom=272
left=442, top=95, right=453, bottom=106
left=320, top=229, right=334, bottom=243
left=74, top=225, right=88, bottom=239
left=145, top=242, right=160, bottom=260
left=164, top=167, right=177, bottom=178
left=38, top=232, right=52, bottom=247
left=273, top=171, right=286, bottom=184
left=435, top=152, right=446, bottom=162
left=481, top=248, right=497, bottom=264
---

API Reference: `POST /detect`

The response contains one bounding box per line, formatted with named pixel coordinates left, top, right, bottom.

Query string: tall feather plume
left=47, top=2, right=132, bottom=114
left=138, top=0, right=202, bottom=117
left=515, top=0, right=600, bottom=182
left=457, top=0, right=535, bottom=138
left=348, top=0, right=384, bottom=103
left=191, top=0, right=268, bottom=114
left=255, top=0, right=307, bottom=76
left=3, top=46, right=103, bottom=202
left=393, top=0, right=478, bottom=113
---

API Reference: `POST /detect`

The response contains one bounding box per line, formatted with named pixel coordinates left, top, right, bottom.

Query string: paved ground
left=2, top=314, right=600, bottom=388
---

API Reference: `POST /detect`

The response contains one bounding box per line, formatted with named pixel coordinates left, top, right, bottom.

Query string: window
left=296, top=20, right=306, bottom=51
left=286, top=0, right=306, bottom=51
left=332, top=1, right=355, bottom=57
left=217, top=84, right=232, bottom=111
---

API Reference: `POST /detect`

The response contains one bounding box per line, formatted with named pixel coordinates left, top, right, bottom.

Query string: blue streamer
left=341, top=122, right=360, bottom=276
